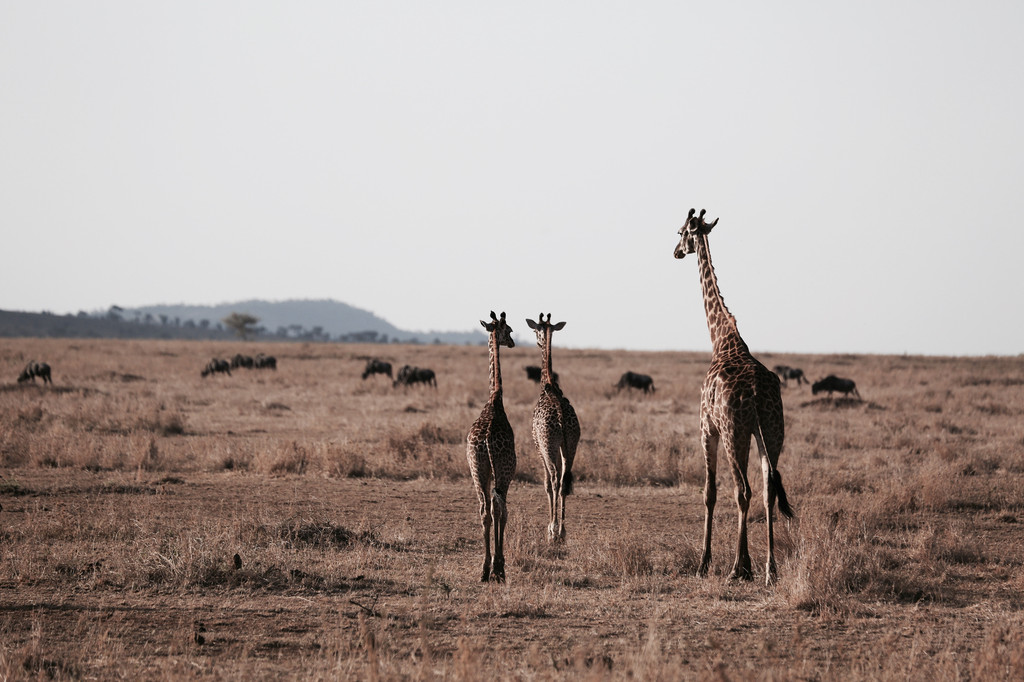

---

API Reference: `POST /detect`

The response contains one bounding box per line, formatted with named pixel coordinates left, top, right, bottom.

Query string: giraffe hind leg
left=557, top=441, right=577, bottom=541
left=727, top=434, right=753, bottom=582
left=755, top=427, right=792, bottom=585
left=537, top=437, right=560, bottom=541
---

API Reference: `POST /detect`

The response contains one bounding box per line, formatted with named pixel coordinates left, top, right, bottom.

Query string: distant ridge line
left=0, top=299, right=486, bottom=345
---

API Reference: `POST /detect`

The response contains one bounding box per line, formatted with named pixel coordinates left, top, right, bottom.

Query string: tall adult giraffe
left=526, top=313, right=580, bottom=542
left=466, top=311, right=517, bottom=582
left=674, top=209, right=794, bottom=585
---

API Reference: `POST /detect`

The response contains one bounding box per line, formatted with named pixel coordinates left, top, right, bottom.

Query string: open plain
left=1, top=338, right=1022, bottom=679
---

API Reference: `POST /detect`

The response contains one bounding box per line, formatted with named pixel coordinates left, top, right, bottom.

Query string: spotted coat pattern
left=675, top=209, right=794, bottom=585
left=466, top=311, right=516, bottom=582
left=526, top=314, right=580, bottom=542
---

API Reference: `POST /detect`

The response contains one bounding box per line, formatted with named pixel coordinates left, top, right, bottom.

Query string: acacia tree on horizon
left=222, top=312, right=260, bottom=340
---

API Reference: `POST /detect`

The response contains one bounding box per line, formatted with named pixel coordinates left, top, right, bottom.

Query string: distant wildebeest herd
left=201, top=353, right=277, bottom=378
left=361, top=358, right=438, bottom=388
left=11, top=355, right=862, bottom=404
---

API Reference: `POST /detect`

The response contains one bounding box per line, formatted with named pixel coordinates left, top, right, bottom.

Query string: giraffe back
left=469, top=396, right=516, bottom=491
left=703, top=350, right=782, bottom=445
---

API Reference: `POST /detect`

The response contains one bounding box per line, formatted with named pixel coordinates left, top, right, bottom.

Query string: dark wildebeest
left=525, top=365, right=558, bottom=385
left=231, top=353, right=254, bottom=369
left=201, top=358, right=232, bottom=378
left=773, top=365, right=808, bottom=387
left=17, top=361, right=52, bottom=385
left=393, top=365, right=437, bottom=388
left=362, top=358, right=393, bottom=380
left=812, top=375, right=861, bottom=399
left=615, top=371, right=655, bottom=394
left=254, top=354, right=277, bottom=370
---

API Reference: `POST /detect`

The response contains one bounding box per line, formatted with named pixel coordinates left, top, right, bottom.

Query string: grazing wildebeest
left=362, top=358, right=393, bottom=380
left=230, top=352, right=253, bottom=368
left=812, top=375, right=861, bottom=399
left=393, top=365, right=437, bottom=388
left=231, top=353, right=254, bottom=369
left=17, top=361, right=52, bottom=385
left=201, top=358, right=232, bottom=378
left=525, top=365, right=558, bottom=385
left=773, top=365, right=808, bottom=387
left=254, top=354, right=277, bottom=370
left=615, top=371, right=656, bottom=394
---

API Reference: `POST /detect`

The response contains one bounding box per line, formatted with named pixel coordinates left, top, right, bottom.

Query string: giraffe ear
left=480, top=320, right=492, bottom=331
left=552, top=321, right=566, bottom=331
left=526, top=318, right=539, bottom=330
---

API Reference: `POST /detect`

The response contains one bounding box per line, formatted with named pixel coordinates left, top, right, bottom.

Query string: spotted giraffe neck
left=695, top=232, right=749, bottom=356
left=541, top=329, right=557, bottom=387
left=488, top=329, right=504, bottom=401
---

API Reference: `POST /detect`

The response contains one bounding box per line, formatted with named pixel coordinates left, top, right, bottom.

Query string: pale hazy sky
left=2, top=2, right=1022, bottom=355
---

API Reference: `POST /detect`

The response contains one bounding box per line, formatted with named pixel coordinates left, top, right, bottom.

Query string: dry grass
left=1, top=339, right=1023, bottom=679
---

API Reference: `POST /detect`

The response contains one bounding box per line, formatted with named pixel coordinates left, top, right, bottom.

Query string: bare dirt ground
left=1, top=339, right=1023, bottom=679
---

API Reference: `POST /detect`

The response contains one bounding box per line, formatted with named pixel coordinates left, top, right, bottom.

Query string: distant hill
left=0, top=299, right=486, bottom=345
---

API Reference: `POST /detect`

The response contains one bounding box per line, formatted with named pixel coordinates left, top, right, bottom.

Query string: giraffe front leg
left=698, top=473, right=716, bottom=577
left=491, top=488, right=508, bottom=583
left=761, top=457, right=778, bottom=586
left=698, top=429, right=718, bottom=577
left=728, top=474, right=753, bottom=581
left=479, top=496, right=492, bottom=582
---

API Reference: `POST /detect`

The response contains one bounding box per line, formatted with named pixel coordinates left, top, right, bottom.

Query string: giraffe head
left=525, top=313, right=566, bottom=349
left=674, top=208, right=719, bottom=259
left=480, top=311, right=515, bottom=348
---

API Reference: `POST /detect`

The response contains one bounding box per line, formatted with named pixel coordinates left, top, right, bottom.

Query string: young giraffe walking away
left=674, top=209, right=794, bottom=585
left=466, top=311, right=517, bottom=582
left=526, top=313, right=580, bottom=542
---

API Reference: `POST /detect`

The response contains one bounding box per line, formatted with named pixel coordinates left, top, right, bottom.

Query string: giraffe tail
left=772, top=469, right=794, bottom=519
left=561, top=469, right=574, bottom=496
left=754, top=409, right=795, bottom=519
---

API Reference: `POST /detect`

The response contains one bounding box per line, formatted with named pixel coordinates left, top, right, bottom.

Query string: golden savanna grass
left=1, top=338, right=1023, bottom=679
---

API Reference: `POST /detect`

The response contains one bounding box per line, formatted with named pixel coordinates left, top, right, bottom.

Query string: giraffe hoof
left=728, top=568, right=754, bottom=582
